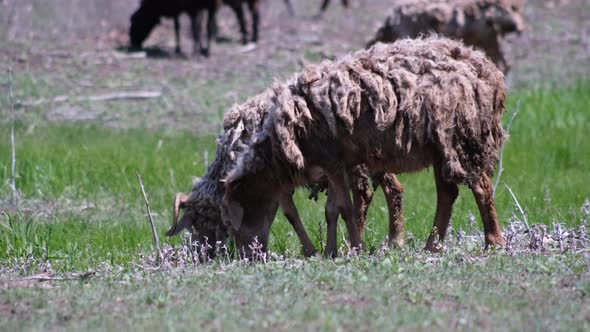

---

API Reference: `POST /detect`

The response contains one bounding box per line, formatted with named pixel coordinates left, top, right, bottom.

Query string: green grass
left=1, top=82, right=589, bottom=272
left=1, top=252, right=589, bottom=331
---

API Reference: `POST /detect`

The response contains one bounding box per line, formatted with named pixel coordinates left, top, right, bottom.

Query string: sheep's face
left=485, top=2, right=525, bottom=35
left=168, top=191, right=229, bottom=259
left=129, top=7, right=160, bottom=50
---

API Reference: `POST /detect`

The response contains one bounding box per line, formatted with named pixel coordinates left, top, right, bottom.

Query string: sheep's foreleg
left=327, top=171, right=363, bottom=253
left=279, top=192, right=318, bottom=257
left=379, top=173, right=404, bottom=248
left=425, top=161, right=459, bottom=252
left=173, top=16, right=181, bottom=54
left=324, top=186, right=339, bottom=258
left=471, top=173, right=505, bottom=248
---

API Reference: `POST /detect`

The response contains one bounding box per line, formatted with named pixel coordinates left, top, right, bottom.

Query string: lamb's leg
left=471, top=173, right=505, bottom=248
left=350, top=165, right=373, bottom=236
left=425, top=161, right=459, bottom=252
left=379, top=173, right=404, bottom=248
left=327, top=170, right=363, bottom=253
left=229, top=2, right=248, bottom=44
left=279, top=192, right=318, bottom=257
left=173, top=16, right=182, bottom=54
left=324, top=186, right=339, bottom=258
left=247, top=0, right=259, bottom=43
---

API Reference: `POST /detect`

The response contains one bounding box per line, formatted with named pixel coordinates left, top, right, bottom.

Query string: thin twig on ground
left=17, top=90, right=162, bottom=107
left=504, top=183, right=529, bottom=231
left=493, top=99, right=521, bottom=196
left=136, top=171, right=163, bottom=263
left=8, top=67, right=19, bottom=208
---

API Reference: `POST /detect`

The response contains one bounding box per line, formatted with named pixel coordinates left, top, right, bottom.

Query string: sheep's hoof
left=200, top=48, right=210, bottom=57
left=304, top=249, right=318, bottom=258
left=485, top=234, right=506, bottom=249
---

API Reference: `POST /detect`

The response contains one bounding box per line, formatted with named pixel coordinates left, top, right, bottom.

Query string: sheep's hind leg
left=471, top=173, right=505, bottom=248
left=351, top=165, right=373, bottom=237
left=425, top=161, right=459, bottom=252
left=279, top=192, right=318, bottom=257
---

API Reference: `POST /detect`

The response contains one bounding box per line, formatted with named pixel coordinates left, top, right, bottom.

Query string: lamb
left=218, top=36, right=507, bottom=256
left=128, top=0, right=260, bottom=56
left=367, top=0, right=525, bottom=73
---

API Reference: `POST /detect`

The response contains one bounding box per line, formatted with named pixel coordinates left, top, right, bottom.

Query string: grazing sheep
left=168, top=91, right=403, bottom=258
left=220, top=36, right=507, bottom=256
left=129, top=0, right=218, bottom=56
left=368, top=0, right=525, bottom=73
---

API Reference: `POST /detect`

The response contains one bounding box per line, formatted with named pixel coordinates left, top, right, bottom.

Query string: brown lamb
left=220, top=36, right=507, bottom=257
left=368, top=0, right=525, bottom=73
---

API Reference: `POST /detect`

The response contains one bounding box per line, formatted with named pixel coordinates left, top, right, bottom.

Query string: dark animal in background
left=368, top=0, right=525, bottom=73
left=129, top=0, right=218, bottom=56
left=129, top=0, right=261, bottom=56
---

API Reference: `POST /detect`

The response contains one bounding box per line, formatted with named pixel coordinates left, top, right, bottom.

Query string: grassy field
left=0, top=82, right=589, bottom=330
left=1, top=82, right=589, bottom=270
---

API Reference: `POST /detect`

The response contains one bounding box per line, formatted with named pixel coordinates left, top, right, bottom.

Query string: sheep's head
left=221, top=149, right=280, bottom=259
left=168, top=184, right=229, bottom=258
left=129, top=6, right=160, bottom=50
left=484, top=1, right=525, bottom=35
